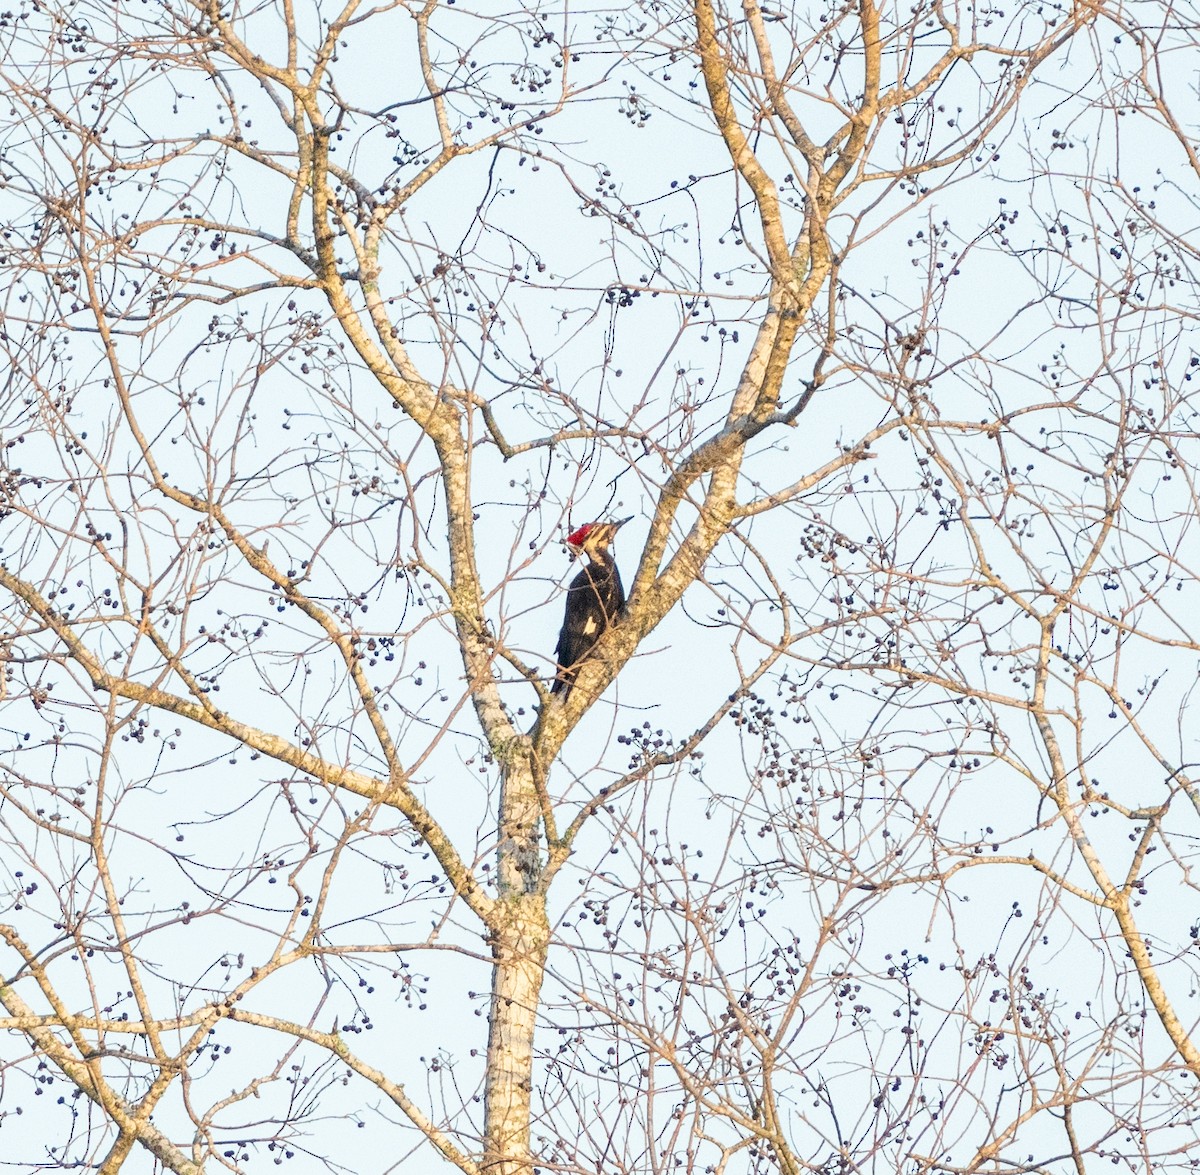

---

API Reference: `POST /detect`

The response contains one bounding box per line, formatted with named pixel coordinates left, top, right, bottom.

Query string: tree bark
left=482, top=750, right=550, bottom=1174
left=484, top=894, right=549, bottom=1175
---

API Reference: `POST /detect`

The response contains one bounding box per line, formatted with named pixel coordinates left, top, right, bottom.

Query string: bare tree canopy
left=2, top=1, right=1199, bottom=1172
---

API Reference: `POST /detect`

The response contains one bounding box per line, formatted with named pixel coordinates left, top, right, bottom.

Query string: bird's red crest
left=566, top=523, right=593, bottom=547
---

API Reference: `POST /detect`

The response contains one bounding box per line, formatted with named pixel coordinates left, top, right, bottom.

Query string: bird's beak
left=612, top=516, right=633, bottom=529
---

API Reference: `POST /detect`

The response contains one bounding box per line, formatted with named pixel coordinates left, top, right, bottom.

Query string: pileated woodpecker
left=551, top=517, right=631, bottom=699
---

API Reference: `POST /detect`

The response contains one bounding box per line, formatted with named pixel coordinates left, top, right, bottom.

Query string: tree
left=2, top=0, right=1200, bottom=1171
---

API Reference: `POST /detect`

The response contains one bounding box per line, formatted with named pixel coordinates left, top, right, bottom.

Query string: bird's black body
left=551, top=519, right=629, bottom=698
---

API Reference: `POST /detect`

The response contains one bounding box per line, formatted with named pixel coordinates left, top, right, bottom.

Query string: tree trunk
left=484, top=894, right=549, bottom=1174
left=484, top=751, right=549, bottom=1173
